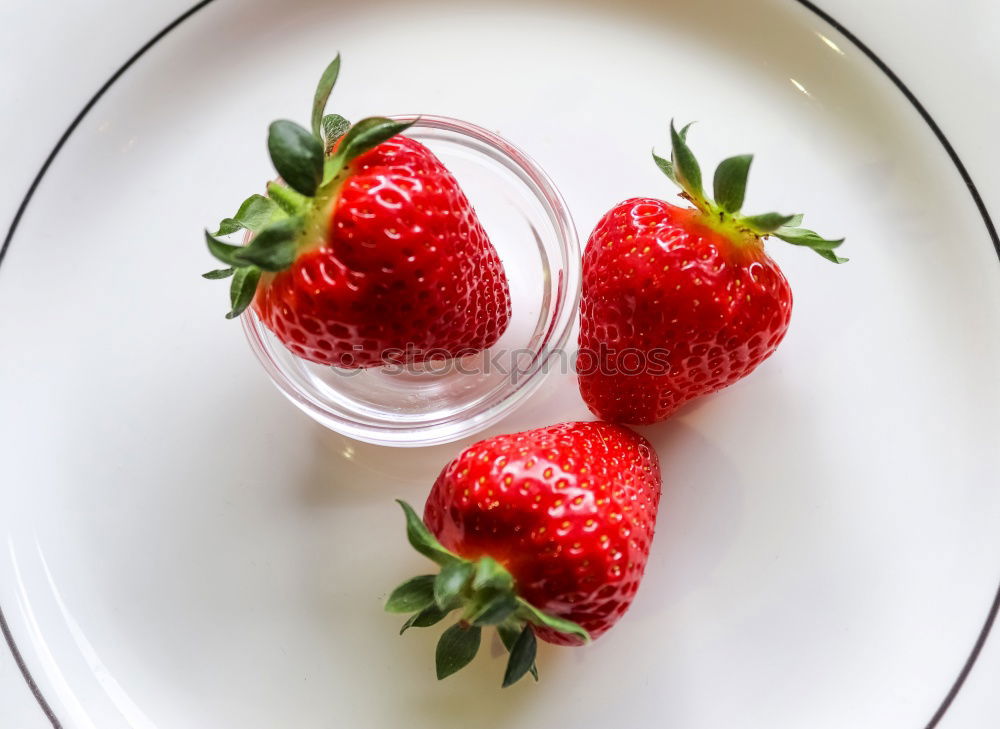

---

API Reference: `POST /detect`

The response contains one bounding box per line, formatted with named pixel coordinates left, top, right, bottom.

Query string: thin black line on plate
left=0, top=0, right=217, bottom=270
left=0, top=599, right=60, bottom=729
left=1, top=1, right=998, bottom=728
left=788, top=6, right=1000, bottom=726
left=0, top=2, right=219, bottom=726
left=794, top=0, right=1000, bottom=262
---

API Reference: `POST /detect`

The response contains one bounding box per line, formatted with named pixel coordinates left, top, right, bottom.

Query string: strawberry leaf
left=434, top=561, right=474, bottom=609
left=310, top=55, right=341, bottom=139
left=501, top=625, right=537, bottom=688
left=516, top=598, right=590, bottom=643
left=652, top=150, right=678, bottom=185
left=205, top=230, right=243, bottom=266
left=497, top=623, right=518, bottom=651
left=385, top=575, right=437, bottom=613
left=202, top=267, right=235, bottom=280
left=469, top=592, right=518, bottom=626
left=498, top=623, right=539, bottom=681
left=713, top=154, right=753, bottom=214
left=231, top=217, right=300, bottom=272
left=215, top=220, right=243, bottom=237
left=435, top=623, right=481, bottom=680
left=774, top=227, right=848, bottom=263
left=226, top=266, right=260, bottom=319
left=322, top=114, right=351, bottom=148
left=267, top=120, right=324, bottom=197
left=743, top=212, right=797, bottom=234
left=396, top=500, right=461, bottom=568
left=214, top=194, right=283, bottom=236
left=336, top=117, right=415, bottom=165
left=400, top=604, right=449, bottom=634
left=670, top=119, right=704, bottom=203
left=814, top=248, right=848, bottom=264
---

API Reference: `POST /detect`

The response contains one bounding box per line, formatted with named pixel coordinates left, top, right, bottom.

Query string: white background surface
left=0, top=0, right=997, bottom=727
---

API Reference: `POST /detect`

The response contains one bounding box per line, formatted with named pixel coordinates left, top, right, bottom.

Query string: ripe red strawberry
left=386, top=421, right=661, bottom=686
left=578, top=122, right=846, bottom=424
left=203, top=56, right=510, bottom=367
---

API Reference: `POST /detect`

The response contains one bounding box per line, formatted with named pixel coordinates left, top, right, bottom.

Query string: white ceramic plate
left=2, top=1, right=999, bottom=728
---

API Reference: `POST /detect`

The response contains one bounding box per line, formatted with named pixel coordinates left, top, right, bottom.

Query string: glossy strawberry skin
left=423, top=421, right=661, bottom=646
left=578, top=198, right=792, bottom=424
left=253, top=136, right=511, bottom=367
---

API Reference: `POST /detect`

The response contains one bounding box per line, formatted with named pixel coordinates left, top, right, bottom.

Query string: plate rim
left=1, top=1, right=997, bottom=727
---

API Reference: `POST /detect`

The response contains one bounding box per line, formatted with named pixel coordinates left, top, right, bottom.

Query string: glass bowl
left=242, top=115, right=580, bottom=447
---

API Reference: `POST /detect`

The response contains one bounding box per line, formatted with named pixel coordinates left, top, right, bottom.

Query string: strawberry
left=203, top=56, right=511, bottom=367
left=577, top=122, right=846, bottom=424
left=386, top=421, right=661, bottom=686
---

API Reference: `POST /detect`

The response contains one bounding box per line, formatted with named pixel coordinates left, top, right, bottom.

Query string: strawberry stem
left=201, top=55, right=424, bottom=319
left=387, top=500, right=590, bottom=686
left=653, top=119, right=848, bottom=263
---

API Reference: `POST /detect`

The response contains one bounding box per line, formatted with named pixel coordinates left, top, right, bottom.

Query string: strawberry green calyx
left=322, top=114, right=351, bottom=148
left=201, top=54, right=416, bottom=318
left=652, top=120, right=847, bottom=263
left=386, top=501, right=590, bottom=687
